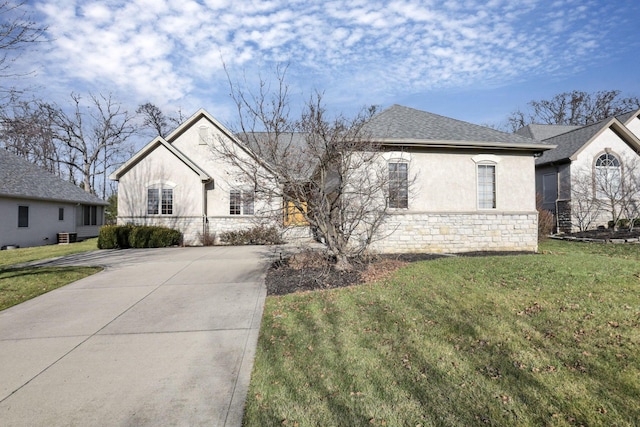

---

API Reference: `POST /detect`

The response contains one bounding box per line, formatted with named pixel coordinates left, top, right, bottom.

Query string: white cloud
left=18, top=0, right=632, bottom=121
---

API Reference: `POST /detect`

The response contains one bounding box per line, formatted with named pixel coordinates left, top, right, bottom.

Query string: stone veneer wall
left=369, top=211, right=539, bottom=254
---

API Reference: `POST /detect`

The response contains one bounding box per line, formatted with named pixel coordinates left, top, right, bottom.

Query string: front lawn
left=243, top=240, right=640, bottom=426
left=0, top=239, right=102, bottom=311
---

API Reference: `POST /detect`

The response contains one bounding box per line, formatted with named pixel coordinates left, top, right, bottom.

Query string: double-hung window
left=389, top=162, right=408, bottom=209
left=477, top=164, right=496, bottom=209
left=230, top=190, right=254, bottom=215
left=147, top=187, right=173, bottom=215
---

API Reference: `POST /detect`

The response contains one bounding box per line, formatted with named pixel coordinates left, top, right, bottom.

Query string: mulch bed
left=553, top=229, right=640, bottom=242
left=265, top=251, right=529, bottom=296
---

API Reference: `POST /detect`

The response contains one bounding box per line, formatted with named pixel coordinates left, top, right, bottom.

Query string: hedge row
left=219, top=226, right=283, bottom=245
left=98, top=225, right=182, bottom=249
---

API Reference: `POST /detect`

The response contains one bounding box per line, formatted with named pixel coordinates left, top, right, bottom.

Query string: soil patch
left=265, top=251, right=530, bottom=296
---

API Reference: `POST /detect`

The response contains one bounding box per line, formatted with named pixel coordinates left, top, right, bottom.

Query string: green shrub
left=98, top=225, right=132, bottom=249
left=98, top=225, right=181, bottom=249
left=149, top=227, right=182, bottom=247
left=220, top=226, right=283, bottom=245
left=129, top=226, right=154, bottom=248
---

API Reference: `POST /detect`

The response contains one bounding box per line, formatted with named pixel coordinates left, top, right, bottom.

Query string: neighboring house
left=518, top=108, right=640, bottom=232
left=111, top=106, right=552, bottom=253
left=0, top=149, right=108, bottom=248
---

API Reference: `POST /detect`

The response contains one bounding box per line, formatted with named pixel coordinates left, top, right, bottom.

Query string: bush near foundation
left=98, top=225, right=182, bottom=249
left=219, top=226, right=283, bottom=245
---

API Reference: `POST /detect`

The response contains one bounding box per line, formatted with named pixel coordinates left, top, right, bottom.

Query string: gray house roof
left=534, top=116, right=640, bottom=166
left=515, top=124, right=582, bottom=140
left=364, top=105, right=550, bottom=151
left=0, top=148, right=108, bottom=205
left=616, top=109, right=639, bottom=125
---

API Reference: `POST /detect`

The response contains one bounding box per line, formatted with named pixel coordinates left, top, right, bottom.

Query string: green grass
left=0, top=238, right=99, bottom=268
left=0, top=266, right=103, bottom=311
left=0, top=239, right=102, bottom=311
left=244, top=240, right=640, bottom=426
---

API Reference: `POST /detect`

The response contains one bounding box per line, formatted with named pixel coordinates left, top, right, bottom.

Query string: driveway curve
left=0, top=245, right=273, bottom=426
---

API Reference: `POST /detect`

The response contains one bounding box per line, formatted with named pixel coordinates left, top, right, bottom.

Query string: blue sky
left=11, top=0, right=640, bottom=130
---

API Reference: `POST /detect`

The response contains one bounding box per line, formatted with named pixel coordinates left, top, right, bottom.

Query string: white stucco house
left=517, top=108, right=640, bottom=232
left=111, top=105, right=552, bottom=253
left=0, top=148, right=108, bottom=248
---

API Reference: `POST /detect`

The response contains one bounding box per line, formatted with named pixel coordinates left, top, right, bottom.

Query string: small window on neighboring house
left=18, top=205, right=29, bottom=228
left=147, top=187, right=174, bottom=215
left=389, top=162, right=408, bottom=209
left=59, top=207, right=65, bottom=221
left=595, top=152, right=621, bottom=199
left=230, top=190, right=254, bottom=215
left=477, top=164, right=496, bottom=209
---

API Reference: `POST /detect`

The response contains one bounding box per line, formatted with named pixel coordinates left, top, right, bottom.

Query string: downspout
left=202, top=179, right=209, bottom=244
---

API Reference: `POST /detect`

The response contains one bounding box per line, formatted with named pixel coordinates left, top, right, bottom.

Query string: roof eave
left=0, top=192, right=109, bottom=205
left=377, top=138, right=555, bottom=152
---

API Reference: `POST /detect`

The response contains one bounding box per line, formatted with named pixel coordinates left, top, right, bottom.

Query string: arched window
left=594, top=153, right=621, bottom=199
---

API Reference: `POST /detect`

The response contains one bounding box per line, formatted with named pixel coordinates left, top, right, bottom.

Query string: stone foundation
left=369, top=211, right=538, bottom=254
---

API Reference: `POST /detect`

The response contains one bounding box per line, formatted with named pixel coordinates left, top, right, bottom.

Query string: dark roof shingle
left=365, top=104, right=541, bottom=145
left=0, top=149, right=107, bottom=205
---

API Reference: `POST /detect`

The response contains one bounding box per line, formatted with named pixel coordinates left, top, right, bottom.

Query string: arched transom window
left=594, top=153, right=621, bottom=199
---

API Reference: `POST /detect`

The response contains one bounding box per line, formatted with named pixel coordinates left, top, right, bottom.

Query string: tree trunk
left=334, top=253, right=352, bottom=271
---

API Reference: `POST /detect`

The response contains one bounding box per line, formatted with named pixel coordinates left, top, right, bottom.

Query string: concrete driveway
left=0, top=245, right=273, bottom=426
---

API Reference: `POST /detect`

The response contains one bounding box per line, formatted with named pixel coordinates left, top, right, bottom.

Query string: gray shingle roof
left=616, top=110, right=639, bottom=124
left=534, top=119, right=612, bottom=165
left=365, top=104, right=542, bottom=145
left=0, top=148, right=107, bottom=205
left=515, top=124, right=581, bottom=140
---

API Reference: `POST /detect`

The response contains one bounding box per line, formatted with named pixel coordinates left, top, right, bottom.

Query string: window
left=147, top=187, right=173, bottom=215
left=542, top=173, right=557, bottom=204
left=82, top=205, right=98, bottom=225
left=230, top=190, right=254, bottom=215
left=477, top=164, right=496, bottom=209
left=595, top=153, right=621, bottom=199
left=18, top=205, right=29, bottom=228
left=198, top=126, right=209, bottom=145
left=389, top=162, right=408, bottom=208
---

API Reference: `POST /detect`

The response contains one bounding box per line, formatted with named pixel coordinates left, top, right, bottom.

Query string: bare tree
left=136, top=102, right=185, bottom=138
left=570, top=155, right=640, bottom=231
left=0, top=2, right=46, bottom=78
left=569, top=168, right=603, bottom=232
left=0, top=99, right=60, bottom=175
left=215, top=67, right=393, bottom=270
left=506, top=90, right=640, bottom=131
left=42, top=93, right=137, bottom=197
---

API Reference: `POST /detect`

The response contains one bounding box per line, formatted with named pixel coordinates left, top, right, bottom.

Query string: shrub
left=98, top=225, right=132, bottom=249
left=98, top=225, right=181, bottom=249
left=536, top=194, right=555, bottom=240
left=148, top=227, right=182, bottom=247
left=219, top=226, right=283, bottom=246
left=129, top=226, right=155, bottom=248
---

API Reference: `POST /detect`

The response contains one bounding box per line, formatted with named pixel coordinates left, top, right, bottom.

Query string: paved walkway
left=0, top=246, right=273, bottom=426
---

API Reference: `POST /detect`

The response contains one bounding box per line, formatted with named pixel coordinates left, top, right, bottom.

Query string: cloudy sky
left=10, top=0, right=640, bottom=130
